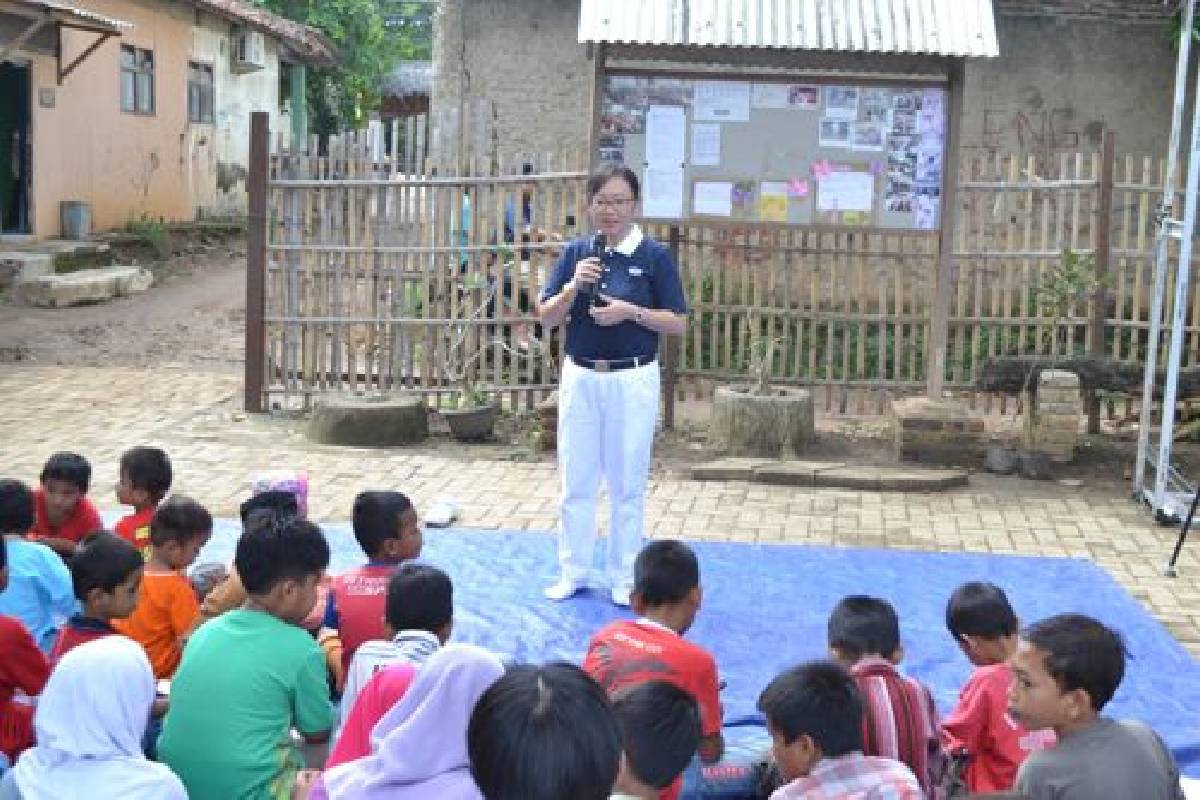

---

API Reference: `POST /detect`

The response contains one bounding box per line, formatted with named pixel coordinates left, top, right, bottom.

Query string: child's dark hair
left=239, top=490, right=299, bottom=524
left=351, top=490, right=413, bottom=558
left=758, top=660, right=864, bottom=757
left=236, top=514, right=330, bottom=595
left=150, top=496, right=213, bottom=547
left=634, top=540, right=699, bottom=606
left=386, top=563, right=452, bottom=634
left=468, top=662, right=621, bottom=800
left=828, top=595, right=901, bottom=661
left=40, top=452, right=91, bottom=493
left=613, top=680, right=701, bottom=790
left=0, top=479, right=34, bottom=534
left=1022, top=613, right=1127, bottom=711
left=120, top=447, right=173, bottom=501
left=70, top=533, right=143, bottom=600
left=0, top=533, right=7, bottom=570
left=947, top=581, right=1018, bottom=640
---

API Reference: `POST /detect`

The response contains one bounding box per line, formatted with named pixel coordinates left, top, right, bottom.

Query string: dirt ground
left=2, top=230, right=1197, bottom=492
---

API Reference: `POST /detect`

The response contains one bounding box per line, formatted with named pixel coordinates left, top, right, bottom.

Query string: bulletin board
left=597, top=75, right=948, bottom=230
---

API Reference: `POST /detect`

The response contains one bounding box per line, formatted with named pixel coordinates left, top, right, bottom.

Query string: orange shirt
left=115, top=571, right=199, bottom=678
left=115, top=505, right=156, bottom=561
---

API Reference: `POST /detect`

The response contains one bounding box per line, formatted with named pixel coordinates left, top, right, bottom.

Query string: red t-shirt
left=584, top=619, right=722, bottom=800
left=0, top=614, right=51, bottom=761
left=942, top=662, right=1057, bottom=792
left=29, top=487, right=103, bottom=544
left=49, top=615, right=118, bottom=665
left=115, top=505, right=156, bottom=561
left=330, top=564, right=394, bottom=671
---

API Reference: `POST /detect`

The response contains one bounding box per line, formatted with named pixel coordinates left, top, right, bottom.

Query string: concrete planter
left=306, top=395, right=428, bottom=447
left=711, top=385, right=815, bottom=458
left=442, top=402, right=499, bottom=441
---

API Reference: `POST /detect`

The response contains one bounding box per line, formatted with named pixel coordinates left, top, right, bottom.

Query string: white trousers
left=556, top=357, right=660, bottom=590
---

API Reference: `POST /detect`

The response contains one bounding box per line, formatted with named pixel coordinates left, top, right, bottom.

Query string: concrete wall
left=432, top=0, right=593, bottom=163
left=190, top=13, right=285, bottom=218
left=433, top=3, right=1179, bottom=166
left=961, top=14, right=1178, bottom=159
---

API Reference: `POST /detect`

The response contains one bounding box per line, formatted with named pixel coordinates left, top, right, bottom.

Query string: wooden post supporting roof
left=927, top=58, right=965, bottom=400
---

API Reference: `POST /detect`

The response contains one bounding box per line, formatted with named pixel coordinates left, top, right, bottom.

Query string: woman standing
left=537, top=166, right=688, bottom=606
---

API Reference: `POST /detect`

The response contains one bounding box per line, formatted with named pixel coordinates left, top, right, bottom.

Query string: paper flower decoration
left=787, top=179, right=809, bottom=198
left=810, top=160, right=833, bottom=180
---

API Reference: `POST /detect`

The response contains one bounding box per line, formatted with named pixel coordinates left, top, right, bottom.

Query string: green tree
left=257, top=0, right=433, bottom=135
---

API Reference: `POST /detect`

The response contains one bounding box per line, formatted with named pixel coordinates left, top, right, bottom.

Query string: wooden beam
left=58, top=30, right=114, bottom=84
left=1087, top=130, right=1116, bottom=432
left=927, top=58, right=965, bottom=400
left=244, top=111, right=269, bottom=413
left=588, top=42, right=606, bottom=174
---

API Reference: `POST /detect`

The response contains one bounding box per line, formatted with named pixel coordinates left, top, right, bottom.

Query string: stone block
left=0, top=252, right=53, bottom=287
left=890, top=397, right=985, bottom=466
left=307, top=394, right=428, bottom=447
left=814, top=467, right=883, bottom=490
left=754, top=461, right=843, bottom=487
left=15, top=266, right=152, bottom=308
left=875, top=467, right=969, bottom=492
left=1039, top=370, right=1080, bottom=388
left=689, top=458, right=773, bottom=482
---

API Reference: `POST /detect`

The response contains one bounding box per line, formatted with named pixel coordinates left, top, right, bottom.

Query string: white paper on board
left=751, top=83, right=789, bottom=109
left=643, top=166, right=685, bottom=218
left=645, top=105, right=686, bottom=166
left=693, top=181, right=733, bottom=216
left=694, top=81, right=751, bottom=122
left=691, top=123, right=722, bottom=166
left=818, top=171, right=874, bottom=212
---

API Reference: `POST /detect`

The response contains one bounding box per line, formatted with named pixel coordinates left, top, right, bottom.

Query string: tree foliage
left=256, top=0, right=434, bottom=135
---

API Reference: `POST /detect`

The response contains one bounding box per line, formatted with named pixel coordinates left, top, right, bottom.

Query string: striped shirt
left=851, top=656, right=945, bottom=796
left=770, top=752, right=924, bottom=799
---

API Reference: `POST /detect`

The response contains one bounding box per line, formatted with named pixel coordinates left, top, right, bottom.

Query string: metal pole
left=1135, top=0, right=1195, bottom=498
left=1153, top=44, right=1200, bottom=510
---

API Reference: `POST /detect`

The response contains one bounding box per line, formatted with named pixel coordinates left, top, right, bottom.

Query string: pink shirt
left=325, top=662, right=417, bottom=768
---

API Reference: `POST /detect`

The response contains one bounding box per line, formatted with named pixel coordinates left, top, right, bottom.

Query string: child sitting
left=0, top=637, right=186, bottom=799
left=583, top=539, right=724, bottom=777
left=942, top=582, right=1054, bottom=793
left=0, top=535, right=51, bottom=766
left=610, top=681, right=702, bottom=800
left=468, top=662, right=622, bottom=800
left=114, top=496, right=212, bottom=678
left=29, top=451, right=103, bottom=559
left=0, top=479, right=76, bottom=652
left=334, top=564, right=452, bottom=748
left=758, top=660, right=922, bottom=799
left=49, top=532, right=144, bottom=662
left=1011, top=613, right=1185, bottom=799
left=158, top=514, right=334, bottom=800
left=114, top=446, right=173, bottom=561
left=827, top=595, right=944, bottom=793
left=321, top=490, right=423, bottom=675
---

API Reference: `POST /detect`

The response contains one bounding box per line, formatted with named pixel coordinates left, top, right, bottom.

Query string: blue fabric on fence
left=190, top=520, right=1200, bottom=779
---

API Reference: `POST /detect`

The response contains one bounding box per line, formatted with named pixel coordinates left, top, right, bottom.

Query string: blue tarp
left=193, top=520, right=1200, bottom=778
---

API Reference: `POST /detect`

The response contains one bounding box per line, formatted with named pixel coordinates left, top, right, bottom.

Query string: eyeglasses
left=592, top=197, right=635, bottom=210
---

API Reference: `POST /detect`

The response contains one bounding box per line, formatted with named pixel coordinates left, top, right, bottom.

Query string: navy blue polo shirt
left=540, top=227, right=688, bottom=360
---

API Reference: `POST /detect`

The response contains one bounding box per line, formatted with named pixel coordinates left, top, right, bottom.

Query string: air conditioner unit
left=232, top=28, right=265, bottom=73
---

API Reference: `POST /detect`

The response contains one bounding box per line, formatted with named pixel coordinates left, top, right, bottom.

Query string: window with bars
left=188, top=62, right=214, bottom=124
left=120, top=45, right=154, bottom=114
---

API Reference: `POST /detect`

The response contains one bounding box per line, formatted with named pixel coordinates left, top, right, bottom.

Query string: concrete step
left=15, top=266, right=154, bottom=308
left=0, top=252, right=54, bottom=287
left=690, top=458, right=969, bottom=492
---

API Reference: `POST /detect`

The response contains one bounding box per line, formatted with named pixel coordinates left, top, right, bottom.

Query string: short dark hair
left=828, top=595, right=900, bottom=661
left=0, top=534, right=7, bottom=570
left=468, top=662, right=621, bottom=800
left=0, top=479, right=34, bottom=534
left=235, top=514, right=330, bottom=595
left=70, top=533, right=143, bottom=600
left=1022, top=613, right=1127, bottom=711
left=386, top=563, right=452, bottom=633
left=352, top=490, right=413, bottom=558
left=634, top=540, right=699, bottom=607
left=947, top=582, right=1018, bottom=640
left=119, top=447, right=173, bottom=501
left=150, top=496, right=213, bottom=547
left=758, top=660, right=864, bottom=757
left=613, top=681, right=701, bottom=790
left=587, top=165, right=640, bottom=201
left=40, top=452, right=92, bottom=493
left=239, top=490, right=299, bottom=523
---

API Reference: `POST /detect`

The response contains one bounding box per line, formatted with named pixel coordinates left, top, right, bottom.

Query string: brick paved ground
left=2, top=364, right=1198, bottom=656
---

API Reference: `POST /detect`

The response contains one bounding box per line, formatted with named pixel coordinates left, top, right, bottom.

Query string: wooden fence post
left=662, top=224, right=682, bottom=431
left=244, top=111, right=269, bottom=413
left=928, top=59, right=966, bottom=400
left=1088, top=130, right=1116, bottom=433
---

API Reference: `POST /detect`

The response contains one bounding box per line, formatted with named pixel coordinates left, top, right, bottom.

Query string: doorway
left=0, top=62, right=31, bottom=233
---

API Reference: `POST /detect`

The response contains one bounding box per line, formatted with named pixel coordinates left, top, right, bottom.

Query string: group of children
left=0, top=447, right=1190, bottom=800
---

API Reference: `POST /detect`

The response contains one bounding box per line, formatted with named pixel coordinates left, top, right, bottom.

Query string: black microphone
left=578, top=233, right=605, bottom=301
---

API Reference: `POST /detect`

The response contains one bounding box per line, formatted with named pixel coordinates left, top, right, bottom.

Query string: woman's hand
left=589, top=295, right=638, bottom=327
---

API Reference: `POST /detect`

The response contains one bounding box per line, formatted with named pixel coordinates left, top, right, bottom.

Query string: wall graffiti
left=968, top=106, right=1105, bottom=154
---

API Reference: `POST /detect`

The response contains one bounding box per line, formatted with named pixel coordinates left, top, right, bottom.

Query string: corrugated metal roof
left=579, top=0, right=1000, bottom=57
left=7, top=0, right=131, bottom=30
